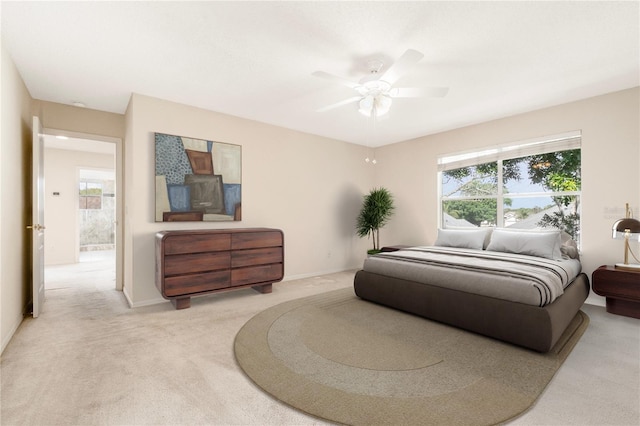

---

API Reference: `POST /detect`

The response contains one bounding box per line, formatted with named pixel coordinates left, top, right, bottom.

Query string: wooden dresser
left=156, top=228, right=284, bottom=309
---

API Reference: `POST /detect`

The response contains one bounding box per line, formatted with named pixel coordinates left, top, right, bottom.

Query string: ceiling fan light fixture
left=358, top=96, right=373, bottom=116
left=314, top=49, right=448, bottom=117
left=359, top=94, right=392, bottom=117
left=377, top=95, right=392, bottom=115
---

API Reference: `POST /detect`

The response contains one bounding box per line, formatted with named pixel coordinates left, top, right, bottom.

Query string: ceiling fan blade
left=379, top=49, right=424, bottom=86
left=389, top=87, right=449, bottom=98
left=316, top=96, right=362, bottom=112
left=312, top=71, right=361, bottom=90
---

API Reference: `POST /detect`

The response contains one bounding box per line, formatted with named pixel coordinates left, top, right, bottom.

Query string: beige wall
left=33, top=100, right=125, bottom=141
left=123, top=94, right=373, bottom=306
left=44, top=148, right=115, bottom=265
left=1, top=43, right=32, bottom=352
left=375, top=87, right=640, bottom=305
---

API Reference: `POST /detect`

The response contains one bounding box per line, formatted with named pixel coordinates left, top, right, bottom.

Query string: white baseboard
left=282, top=267, right=359, bottom=282
left=131, top=298, right=168, bottom=308
left=122, top=287, right=168, bottom=308
left=122, top=287, right=134, bottom=308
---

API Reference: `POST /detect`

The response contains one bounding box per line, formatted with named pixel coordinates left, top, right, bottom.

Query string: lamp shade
left=359, top=94, right=392, bottom=117
left=612, top=218, right=640, bottom=240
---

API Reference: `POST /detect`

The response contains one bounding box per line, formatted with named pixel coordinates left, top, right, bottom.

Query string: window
left=79, top=180, right=103, bottom=209
left=78, top=176, right=116, bottom=248
left=438, top=131, right=581, bottom=242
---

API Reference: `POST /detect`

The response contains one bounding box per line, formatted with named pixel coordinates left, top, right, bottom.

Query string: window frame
left=437, top=131, right=582, bottom=232
left=79, top=179, right=104, bottom=210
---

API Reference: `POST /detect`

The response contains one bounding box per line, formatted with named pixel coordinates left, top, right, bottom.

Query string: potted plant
left=356, top=187, right=395, bottom=255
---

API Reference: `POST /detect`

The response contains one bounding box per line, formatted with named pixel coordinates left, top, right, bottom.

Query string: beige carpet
left=235, top=287, right=589, bottom=426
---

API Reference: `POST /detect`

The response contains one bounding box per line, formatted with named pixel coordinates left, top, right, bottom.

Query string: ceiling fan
left=313, top=49, right=449, bottom=117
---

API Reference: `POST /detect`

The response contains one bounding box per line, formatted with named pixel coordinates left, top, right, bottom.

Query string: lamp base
left=615, top=263, right=640, bottom=271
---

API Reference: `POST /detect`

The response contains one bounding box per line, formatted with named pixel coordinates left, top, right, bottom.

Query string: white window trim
left=438, top=130, right=581, bottom=172
left=437, top=131, right=582, bottom=229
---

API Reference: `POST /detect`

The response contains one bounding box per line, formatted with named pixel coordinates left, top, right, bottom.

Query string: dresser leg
left=252, top=283, right=272, bottom=294
left=171, top=297, right=191, bottom=310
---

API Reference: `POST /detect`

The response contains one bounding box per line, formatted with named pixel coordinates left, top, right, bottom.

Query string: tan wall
left=374, top=87, right=640, bottom=305
left=33, top=100, right=125, bottom=141
left=44, top=148, right=115, bottom=265
left=123, top=94, right=373, bottom=306
left=1, top=44, right=33, bottom=353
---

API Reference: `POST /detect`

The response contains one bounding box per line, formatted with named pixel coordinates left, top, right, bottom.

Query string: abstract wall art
left=155, top=132, right=241, bottom=222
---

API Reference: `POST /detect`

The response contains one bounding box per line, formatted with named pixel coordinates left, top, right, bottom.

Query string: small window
left=79, top=180, right=103, bottom=210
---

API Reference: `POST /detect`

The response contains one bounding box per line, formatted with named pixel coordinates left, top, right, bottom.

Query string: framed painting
left=155, top=132, right=241, bottom=222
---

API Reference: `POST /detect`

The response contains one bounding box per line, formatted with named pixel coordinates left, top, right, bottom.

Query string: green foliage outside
left=443, top=149, right=581, bottom=239
left=443, top=199, right=498, bottom=226
left=356, top=187, right=395, bottom=253
left=526, top=149, right=581, bottom=239
left=79, top=187, right=102, bottom=196
left=442, top=166, right=512, bottom=226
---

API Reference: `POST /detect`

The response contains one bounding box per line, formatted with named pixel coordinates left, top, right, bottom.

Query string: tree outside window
left=441, top=148, right=581, bottom=242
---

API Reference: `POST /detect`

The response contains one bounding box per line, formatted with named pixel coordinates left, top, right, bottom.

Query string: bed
left=353, top=228, right=590, bottom=352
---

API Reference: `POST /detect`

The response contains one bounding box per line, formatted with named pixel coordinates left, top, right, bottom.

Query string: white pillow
left=486, top=228, right=562, bottom=260
left=444, top=226, right=493, bottom=249
left=435, top=228, right=487, bottom=250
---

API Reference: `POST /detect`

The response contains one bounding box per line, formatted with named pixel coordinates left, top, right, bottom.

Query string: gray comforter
left=363, top=246, right=582, bottom=306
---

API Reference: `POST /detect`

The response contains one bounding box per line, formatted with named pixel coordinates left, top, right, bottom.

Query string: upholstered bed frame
left=354, top=270, right=590, bottom=352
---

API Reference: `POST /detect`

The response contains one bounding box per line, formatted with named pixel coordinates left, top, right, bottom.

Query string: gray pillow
left=560, top=231, right=580, bottom=260
left=435, top=228, right=487, bottom=250
left=560, top=245, right=580, bottom=260
left=486, top=228, right=562, bottom=260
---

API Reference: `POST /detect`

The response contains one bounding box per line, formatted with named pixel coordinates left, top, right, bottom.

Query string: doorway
left=42, top=131, right=122, bottom=292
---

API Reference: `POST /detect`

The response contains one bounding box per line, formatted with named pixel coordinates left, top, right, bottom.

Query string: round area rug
left=234, top=288, right=589, bottom=425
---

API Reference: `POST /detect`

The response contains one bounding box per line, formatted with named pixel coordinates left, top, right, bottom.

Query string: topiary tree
left=356, top=187, right=395, bottom=254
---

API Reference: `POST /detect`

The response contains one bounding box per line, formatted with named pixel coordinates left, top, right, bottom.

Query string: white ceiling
left=43, top=135, right=115, bottom=155
left=2, top=1, right=638, bottom=147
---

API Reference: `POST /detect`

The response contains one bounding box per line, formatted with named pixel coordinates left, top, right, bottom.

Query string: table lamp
left=612, top=203, right=640, bottom=271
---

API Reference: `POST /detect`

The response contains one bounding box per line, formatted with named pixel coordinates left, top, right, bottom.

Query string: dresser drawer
left=232, top=263, right=283, bottom=286
left=231, top=247, right=283, bottom=268
left=592, top=266, right=640, bottom=301
left=164, top=252, right=230, bottom=276
left=164, top=270, right=231, bottom=297
left=231, top=231, right=283, bottom=250
left=164, top=233, right=231, bottom=255
left=156, top=228, right=284, bottom=309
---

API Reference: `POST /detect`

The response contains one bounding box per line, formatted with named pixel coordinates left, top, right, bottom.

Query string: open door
left=30, top=116, right=45, bottom=317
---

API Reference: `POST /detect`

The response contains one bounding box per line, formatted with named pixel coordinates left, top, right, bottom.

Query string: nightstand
left=592, top=265, right=640, bottom=319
